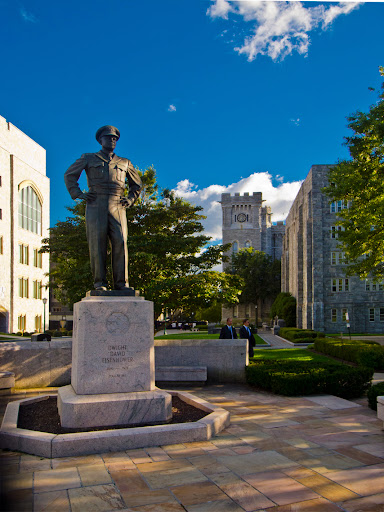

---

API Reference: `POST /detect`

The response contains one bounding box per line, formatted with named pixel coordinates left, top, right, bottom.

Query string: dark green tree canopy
left=42, top=167, right=242, bottom=317
left=270, top=292, right=296, bottom=327
left=324, top=67, right=384, bottom=279
left=229, top=248, right=281, bottom=306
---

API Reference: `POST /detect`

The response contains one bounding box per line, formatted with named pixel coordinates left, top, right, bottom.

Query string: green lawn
left=250, top=348, right=335, bottom=363
left=155, top=333, right=267, bottom=344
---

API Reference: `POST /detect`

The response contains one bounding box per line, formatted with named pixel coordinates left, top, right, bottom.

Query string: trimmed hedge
left=279, top=328, right=323, bottom=342
left=313, top=338, right=384, bottom=371
left=367, top=382, right=384, bottom=411
left=246, top=359, right=373, bottom=398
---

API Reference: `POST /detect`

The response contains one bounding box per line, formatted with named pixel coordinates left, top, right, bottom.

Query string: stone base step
left=0, top=371, right=15, bottom=390
left=155, top=366, right=207, bottom=382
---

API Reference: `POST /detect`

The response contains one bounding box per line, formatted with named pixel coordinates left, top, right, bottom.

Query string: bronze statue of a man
left=64, top=126, right=142, bottom=291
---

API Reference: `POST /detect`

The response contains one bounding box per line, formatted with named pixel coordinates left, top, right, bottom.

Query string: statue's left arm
left=123, top=162, right=142, bottom=207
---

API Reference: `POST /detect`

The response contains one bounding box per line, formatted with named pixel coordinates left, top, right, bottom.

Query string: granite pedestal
left=58, top=295, right=172, bottom=429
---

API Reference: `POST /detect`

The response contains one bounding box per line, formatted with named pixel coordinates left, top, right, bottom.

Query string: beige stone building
left=0, top=116, right=50, bottom=333
left=221, top=192, right=285, bottom=325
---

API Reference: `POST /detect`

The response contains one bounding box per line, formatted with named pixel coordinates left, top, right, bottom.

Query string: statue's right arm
left=64, top=154, right=87, bottom=200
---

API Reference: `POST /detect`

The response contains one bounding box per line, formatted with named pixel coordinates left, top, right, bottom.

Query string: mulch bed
left=18, top=396, right=208, bottom=434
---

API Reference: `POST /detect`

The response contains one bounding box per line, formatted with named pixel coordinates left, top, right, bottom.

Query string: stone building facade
left=282, top=164, right=384, bottom=333
left=221, top=192, right=285, bottom=325
left=0, top=116, right=50, bottom=333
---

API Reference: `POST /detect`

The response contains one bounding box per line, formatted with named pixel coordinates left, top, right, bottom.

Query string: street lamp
left=163, top=306, right=167, bottom=335
left=60, top=314, right=67, bottom=332
left=42, top=297, right=47, bottom=333
left=255, top=305, right=258, bottom=328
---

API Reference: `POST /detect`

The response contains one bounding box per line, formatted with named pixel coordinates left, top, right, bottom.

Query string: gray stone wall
left=282, top=165, right=384, bottom=333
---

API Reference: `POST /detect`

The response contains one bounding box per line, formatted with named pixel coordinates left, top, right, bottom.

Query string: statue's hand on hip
left=77, top=191, right=97, bottom=203
left=120, top=197, right=134, bottom=208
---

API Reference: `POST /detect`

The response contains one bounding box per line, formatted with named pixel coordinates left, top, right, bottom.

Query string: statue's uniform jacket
left=64, top=151, right=142, bottom=289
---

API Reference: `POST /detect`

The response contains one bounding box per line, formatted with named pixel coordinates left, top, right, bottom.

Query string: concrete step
left=0, top=371, right=15, bottom=390
left=155, top=366, right=207, bottom=382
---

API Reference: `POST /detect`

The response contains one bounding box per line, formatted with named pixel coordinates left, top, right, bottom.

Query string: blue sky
left=1, top=0, right=383, bottom=240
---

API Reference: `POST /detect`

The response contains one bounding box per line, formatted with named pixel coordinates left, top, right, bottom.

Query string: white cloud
left=290, top=117, right=300, bottom=126
left=207, top=1, right=360, bottom=61
left=20, top=7, right=38, bottom=23
left=173, top=171, right=303, bottom=242
left=168, top=104, right=177, bottom=112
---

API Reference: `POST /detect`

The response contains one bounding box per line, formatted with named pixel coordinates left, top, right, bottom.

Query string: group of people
left=219, top=317, right=256, bottom=357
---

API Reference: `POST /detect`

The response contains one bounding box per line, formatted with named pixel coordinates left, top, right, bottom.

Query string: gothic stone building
left=221, top=192, right=285, bottom=325
left=282, top=164, right=384, bottom=333
left=0, top=116, right=50, bottom=333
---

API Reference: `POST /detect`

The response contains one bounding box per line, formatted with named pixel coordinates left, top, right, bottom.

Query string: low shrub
left=246, top=359, right=373, bottom=398
left=290, top=337, right=317, bottom=344
left=52, top=330, right=63, bottom=337
left=313, top=338, right=384, bottom=370
left=367, top=382, right=384, bottom=411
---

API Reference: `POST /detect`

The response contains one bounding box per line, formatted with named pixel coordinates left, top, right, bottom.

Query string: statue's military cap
left=95, top=125, right=120, bottom=143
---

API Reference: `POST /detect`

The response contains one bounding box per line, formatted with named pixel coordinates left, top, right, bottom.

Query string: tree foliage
left=42, top=167, right=242, bottom=317
left=323, top=67, right=384, bottom=278
left=229, top=248, right=281, bottom=306
left=270, top=292, right=296, bottom=327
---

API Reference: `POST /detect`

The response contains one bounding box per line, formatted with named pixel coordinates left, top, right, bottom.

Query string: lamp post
left=163, top=306, right=167, bottom=335
left=60, top=314, right=67, bottom=332
left=42, top=297, right=47, bottom=333
left=255, top=305, right=258, bottom=329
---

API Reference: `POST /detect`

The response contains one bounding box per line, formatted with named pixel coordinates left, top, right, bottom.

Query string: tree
left=323, top=67, right=384, bottom=279
left=270, top=292, right=296, bottom=327
left=42, top=167, right=242, bottom=317
left=229, top=248, right=281, bottom=308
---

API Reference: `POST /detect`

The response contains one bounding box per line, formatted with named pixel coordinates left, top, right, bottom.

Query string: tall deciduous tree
left=324, top=67, right=384, bottom=278
left=42, top=167, right=242, bottom=317
left=229, top=248, right=281, bottom=307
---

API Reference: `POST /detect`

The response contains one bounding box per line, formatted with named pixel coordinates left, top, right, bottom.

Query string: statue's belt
left=89, top=185, right=125, bottom=196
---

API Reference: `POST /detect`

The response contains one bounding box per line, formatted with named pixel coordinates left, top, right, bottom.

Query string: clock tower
left=221, top=192, right=285, bottom=324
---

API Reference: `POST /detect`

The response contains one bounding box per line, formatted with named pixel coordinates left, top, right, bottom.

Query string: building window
left=18, top=186, right=42, bottom=234
left=330, top=225, right=344, bottom=239
left=369, top=308, right=375, bottom=322
left=232, top=241, right=238, bottom=253
left=233, top=305, right=238, bottom=318
left=330, top=200, right=348, bottom=213
left=331, top=252, right=349, bottom=265
left=380, top=308, right=384, bottom=322
left=365, top=279, right=384, bottom=291
left=35, top=315, right=42, bottom=332
left=342, top=308, right=348, bottom=322
left=18, top=314, right=26, bottom=331
left=33, top=280, right=42, bottom=299
left=331, top=309, right=337, bottom=322
left=18, top=278, right=29, bottom=298
left=244, top=240, right=251, bottom=248
left=33, top=248, right=42, bottom=268
left=19, top=243, right=29, bottom=264
left=332, top=278, right=349, bottom=292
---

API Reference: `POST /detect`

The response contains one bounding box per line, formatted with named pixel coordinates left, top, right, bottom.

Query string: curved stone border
left=0, top=391, right=230, bottom=458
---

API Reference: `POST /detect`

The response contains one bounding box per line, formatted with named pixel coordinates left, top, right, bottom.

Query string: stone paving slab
left=0, top=383, right=383, bottom=512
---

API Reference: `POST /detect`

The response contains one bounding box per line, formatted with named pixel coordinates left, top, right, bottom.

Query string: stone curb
left=0, top=390, right=230, bottom=458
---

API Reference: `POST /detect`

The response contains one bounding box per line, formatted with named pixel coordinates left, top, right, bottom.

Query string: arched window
left=18, top=186, right=42, bottom=234
left=232, top=241, right=238, bottom=253
left=244, top=240, right=251, bottom=248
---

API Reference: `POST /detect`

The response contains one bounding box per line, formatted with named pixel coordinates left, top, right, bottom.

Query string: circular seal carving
left=106, top=312, right=129, bottom=333
left=237, top=213, right=247, bottom=223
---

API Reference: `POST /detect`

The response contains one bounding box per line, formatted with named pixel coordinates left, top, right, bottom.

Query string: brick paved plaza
left=1, top=380, right=383, bottom=512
